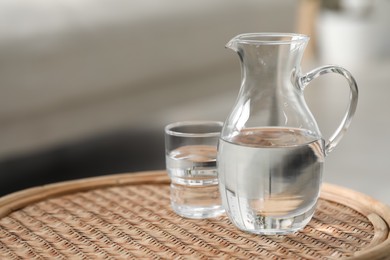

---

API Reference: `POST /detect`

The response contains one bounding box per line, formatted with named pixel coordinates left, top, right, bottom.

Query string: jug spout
left=225, top=37, right=239, bottom=52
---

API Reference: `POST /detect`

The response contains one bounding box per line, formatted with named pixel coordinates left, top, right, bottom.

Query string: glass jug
left=217, top=33, right=358, bottom=234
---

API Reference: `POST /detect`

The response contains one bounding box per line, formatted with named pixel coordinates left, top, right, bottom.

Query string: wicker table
left=0, top=171, right=389, bottom=259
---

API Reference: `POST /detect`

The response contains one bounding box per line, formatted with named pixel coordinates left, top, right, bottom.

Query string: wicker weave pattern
left=0, top=183, right=378, bottom=259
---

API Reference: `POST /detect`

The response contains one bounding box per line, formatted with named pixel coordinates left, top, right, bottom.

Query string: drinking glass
left=165, top=121, right=224, bottom=219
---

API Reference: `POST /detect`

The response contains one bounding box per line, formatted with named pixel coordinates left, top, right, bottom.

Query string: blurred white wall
left=316, top=0, right=390, bottom=70
left=0, top=0, right=298, bottom=158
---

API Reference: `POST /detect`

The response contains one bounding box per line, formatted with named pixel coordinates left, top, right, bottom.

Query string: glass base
left=171, top=203, right=225, bottom=219
left=233, top=203, right=316, bottom=235
left=170, top=181, right=224, bottom=219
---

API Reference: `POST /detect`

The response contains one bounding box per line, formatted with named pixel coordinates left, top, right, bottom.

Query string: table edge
left=0, top=170, right=169, bottom=217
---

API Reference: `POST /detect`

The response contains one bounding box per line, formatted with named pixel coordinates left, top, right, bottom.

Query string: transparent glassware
left=217, top=33, right=358, bottom=234
left=165, top=121, right=225, bottom=219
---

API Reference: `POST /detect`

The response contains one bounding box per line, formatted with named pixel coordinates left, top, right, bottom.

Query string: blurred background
left=0, top=0, right=389, bottom=204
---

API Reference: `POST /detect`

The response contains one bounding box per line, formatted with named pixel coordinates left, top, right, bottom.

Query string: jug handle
left=299, top=65, right=358, bottom=156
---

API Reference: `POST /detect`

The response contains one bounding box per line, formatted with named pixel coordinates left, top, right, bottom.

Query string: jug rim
left=231, top=32, right=309, bottom=45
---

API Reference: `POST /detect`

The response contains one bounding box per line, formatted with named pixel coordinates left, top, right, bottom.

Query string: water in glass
left=166, top=144, right=224, bottom=218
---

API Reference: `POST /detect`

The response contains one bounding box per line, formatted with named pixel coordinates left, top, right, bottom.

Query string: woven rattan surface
left=0, top=171, right=389, bottom=259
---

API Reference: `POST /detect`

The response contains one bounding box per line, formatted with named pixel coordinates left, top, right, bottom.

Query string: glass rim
left=165, top=120, right=223, bottom=137
left=233, top=32, right=309, bottom=45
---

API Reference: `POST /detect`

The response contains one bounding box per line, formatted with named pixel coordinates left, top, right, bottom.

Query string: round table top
left=0, top=170, right=389, bottom=259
